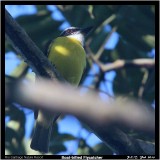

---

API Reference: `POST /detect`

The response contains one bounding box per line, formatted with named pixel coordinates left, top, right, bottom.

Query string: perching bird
left=30, top=26, right=93, bottom=153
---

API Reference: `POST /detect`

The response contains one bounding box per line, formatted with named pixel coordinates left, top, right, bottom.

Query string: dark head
left=59, top=26, right=93, bottom=46
left=60, top=26, right=93, bottom=37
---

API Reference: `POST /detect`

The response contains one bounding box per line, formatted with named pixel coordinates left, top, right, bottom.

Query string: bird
left=30, top=26, right=93, bottom=153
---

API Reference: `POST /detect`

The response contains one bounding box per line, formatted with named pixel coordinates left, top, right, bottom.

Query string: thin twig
left=138, top=68, right=149, bottom=98
left=95, top=26, right=118, bottom=60
left=89, top=55, right=155, bottom=72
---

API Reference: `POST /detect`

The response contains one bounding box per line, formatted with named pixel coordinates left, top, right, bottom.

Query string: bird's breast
left=48, top=37, right=86, bottom=85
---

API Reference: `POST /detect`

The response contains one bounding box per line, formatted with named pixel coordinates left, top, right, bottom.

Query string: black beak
left=80, top=26, right=93, bottom=36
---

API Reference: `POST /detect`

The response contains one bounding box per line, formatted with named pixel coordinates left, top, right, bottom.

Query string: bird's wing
left=79, top=63, right=87, bottom=85
left=44, top=40, right=53, bottom=57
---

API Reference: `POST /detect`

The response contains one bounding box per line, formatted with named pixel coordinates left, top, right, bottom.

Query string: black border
left=154, top=1, right=159, bottom=159
left=2, top=1, right=159, bottom=159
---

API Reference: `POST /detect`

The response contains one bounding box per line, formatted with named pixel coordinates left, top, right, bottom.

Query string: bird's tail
left=30, top=122, right=52, bottom=153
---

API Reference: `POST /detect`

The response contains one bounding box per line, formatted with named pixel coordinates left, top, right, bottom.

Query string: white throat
left=67, top=34, right=85, bottom=46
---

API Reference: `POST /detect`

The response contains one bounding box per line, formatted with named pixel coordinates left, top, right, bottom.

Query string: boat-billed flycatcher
left=30, top=26, right=93, bottom=153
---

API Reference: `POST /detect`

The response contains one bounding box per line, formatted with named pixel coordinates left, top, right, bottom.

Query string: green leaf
left=50, top=143, right=67, bottom=154
left=53, top=133, right=77, bottom=144
left=92, top=143, right=113, bottom=155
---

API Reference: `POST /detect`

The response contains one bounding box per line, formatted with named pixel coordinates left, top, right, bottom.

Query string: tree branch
left=5, top=9, right=155, bottom=155
left=6, top=79, right=155, bottom=155
left=5, top=9, right=65, bottom=82
left=88, top=54, right=155, bottom=72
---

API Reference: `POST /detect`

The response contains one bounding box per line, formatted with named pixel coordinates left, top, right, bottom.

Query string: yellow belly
left=48, top=37, right=86, bottom=85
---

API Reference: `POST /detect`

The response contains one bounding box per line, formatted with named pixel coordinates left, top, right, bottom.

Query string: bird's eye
left=66, top=30, right=71, bottom=34
left=66, top=29, right=74, bottom=35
